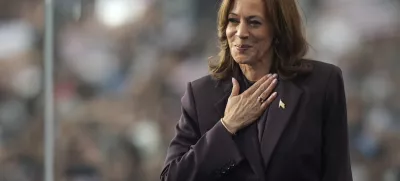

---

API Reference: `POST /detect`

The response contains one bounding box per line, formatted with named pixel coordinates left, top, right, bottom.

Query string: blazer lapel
left=213, top=79, right=266, bottom=181
left=260, top=78, right=303, bottom=169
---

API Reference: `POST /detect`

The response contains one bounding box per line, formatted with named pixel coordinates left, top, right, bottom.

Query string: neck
left=239, top=57, right=272, bottom=82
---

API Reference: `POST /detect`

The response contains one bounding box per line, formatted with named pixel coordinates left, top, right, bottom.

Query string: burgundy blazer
left=160, top=60, right=353, bottom=181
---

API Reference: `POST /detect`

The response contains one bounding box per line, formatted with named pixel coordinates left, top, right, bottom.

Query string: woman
left=160, top=0, right=353, bottom=180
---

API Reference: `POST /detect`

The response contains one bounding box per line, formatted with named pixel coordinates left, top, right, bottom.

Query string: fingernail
left=232, top=77, right=235, bottom=83
left=273, top=79, right=277, bottom=84
left=273, top=73, right=278, bottom=78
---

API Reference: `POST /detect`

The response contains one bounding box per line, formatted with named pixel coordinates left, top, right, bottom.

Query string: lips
left=235, top=44, right=252, bottom=48
left=235, top=44, right=252, bottom=53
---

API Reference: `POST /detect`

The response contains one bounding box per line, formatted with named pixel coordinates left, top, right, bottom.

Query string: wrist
left=220, top=118, right=236, bottom=135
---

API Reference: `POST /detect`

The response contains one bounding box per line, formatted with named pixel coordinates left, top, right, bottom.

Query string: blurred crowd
left=0, top=0, right=399, bottom=181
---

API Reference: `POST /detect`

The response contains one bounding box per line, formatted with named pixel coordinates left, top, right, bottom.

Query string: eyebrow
left=228, top=13, right=263, bottom=20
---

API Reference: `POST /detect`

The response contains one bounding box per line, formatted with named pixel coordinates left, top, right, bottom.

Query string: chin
left=232, top=55, right=255, bottom=65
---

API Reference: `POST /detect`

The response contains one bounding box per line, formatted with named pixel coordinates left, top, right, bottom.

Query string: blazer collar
left=213, top=75, right=303, bottom=176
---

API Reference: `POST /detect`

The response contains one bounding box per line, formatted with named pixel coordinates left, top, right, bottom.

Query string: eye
left=228, top=18, right=239, bottom=24
left=249, top=20, right=261, bottom=27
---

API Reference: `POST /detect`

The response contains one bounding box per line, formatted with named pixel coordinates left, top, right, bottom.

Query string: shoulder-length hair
left=209, top=0, right=313, bottom=80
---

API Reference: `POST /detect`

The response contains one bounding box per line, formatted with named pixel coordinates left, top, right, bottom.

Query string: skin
left=221, top=0, right=278, bottom=134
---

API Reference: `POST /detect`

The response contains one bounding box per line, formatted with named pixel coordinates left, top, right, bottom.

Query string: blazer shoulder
left=190, top=75, right=218, bottom=90
left=189, top=74, right=227, bottom=98
left=296, top=59, right=344, bottom=94
left=305, top=59, right=343, bottom=81
left=187, top=74, right=227, bottom=111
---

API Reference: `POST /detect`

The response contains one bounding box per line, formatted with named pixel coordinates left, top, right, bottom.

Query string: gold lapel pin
left=279, top=99, right=285, bottom=109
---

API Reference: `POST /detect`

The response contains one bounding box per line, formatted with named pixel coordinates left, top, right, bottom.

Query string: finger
left=252, top=74, right=277, bottom=98
left=261, top=92, right=278, bottom=109
left=243, top=74, right=270, bottom=95
left=230, top=77, right=240, bottom=97
left=255, top=75, right=277, bottom=98
left=257, top=78, right=278, bottom=100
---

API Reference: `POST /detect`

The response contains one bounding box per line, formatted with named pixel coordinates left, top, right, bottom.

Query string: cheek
left=257, top=39, right=273, bottom=56
left=260, top=36, right=273, bottom=47
left=255, top=29, right=273, bottom=48
left=226, top=26, right=235, bottom=45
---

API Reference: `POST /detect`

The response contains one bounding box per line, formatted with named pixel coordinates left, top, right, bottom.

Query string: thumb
left=230, top=77, right=240, bottom=97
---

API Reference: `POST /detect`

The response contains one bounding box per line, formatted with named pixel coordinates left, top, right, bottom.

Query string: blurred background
left=0, top=0, right=399, bottom=180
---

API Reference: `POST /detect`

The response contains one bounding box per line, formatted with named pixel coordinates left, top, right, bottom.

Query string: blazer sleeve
left=321, top=66, right=353, bottom=181
left=160, top=82, right=244, bottom=181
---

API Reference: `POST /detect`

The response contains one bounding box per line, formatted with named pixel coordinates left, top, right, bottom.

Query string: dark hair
left=209, top=0, right=313, bottom=80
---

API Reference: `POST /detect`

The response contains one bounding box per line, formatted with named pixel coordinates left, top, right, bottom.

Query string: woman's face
left=226, top=0, right=273, bottom=65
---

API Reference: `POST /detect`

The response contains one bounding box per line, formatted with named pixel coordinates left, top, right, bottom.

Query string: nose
left=236, top=22, right=249, bottom=39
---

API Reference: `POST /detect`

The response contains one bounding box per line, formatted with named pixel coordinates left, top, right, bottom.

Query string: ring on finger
left=257, top=96, right=265, bottom=103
